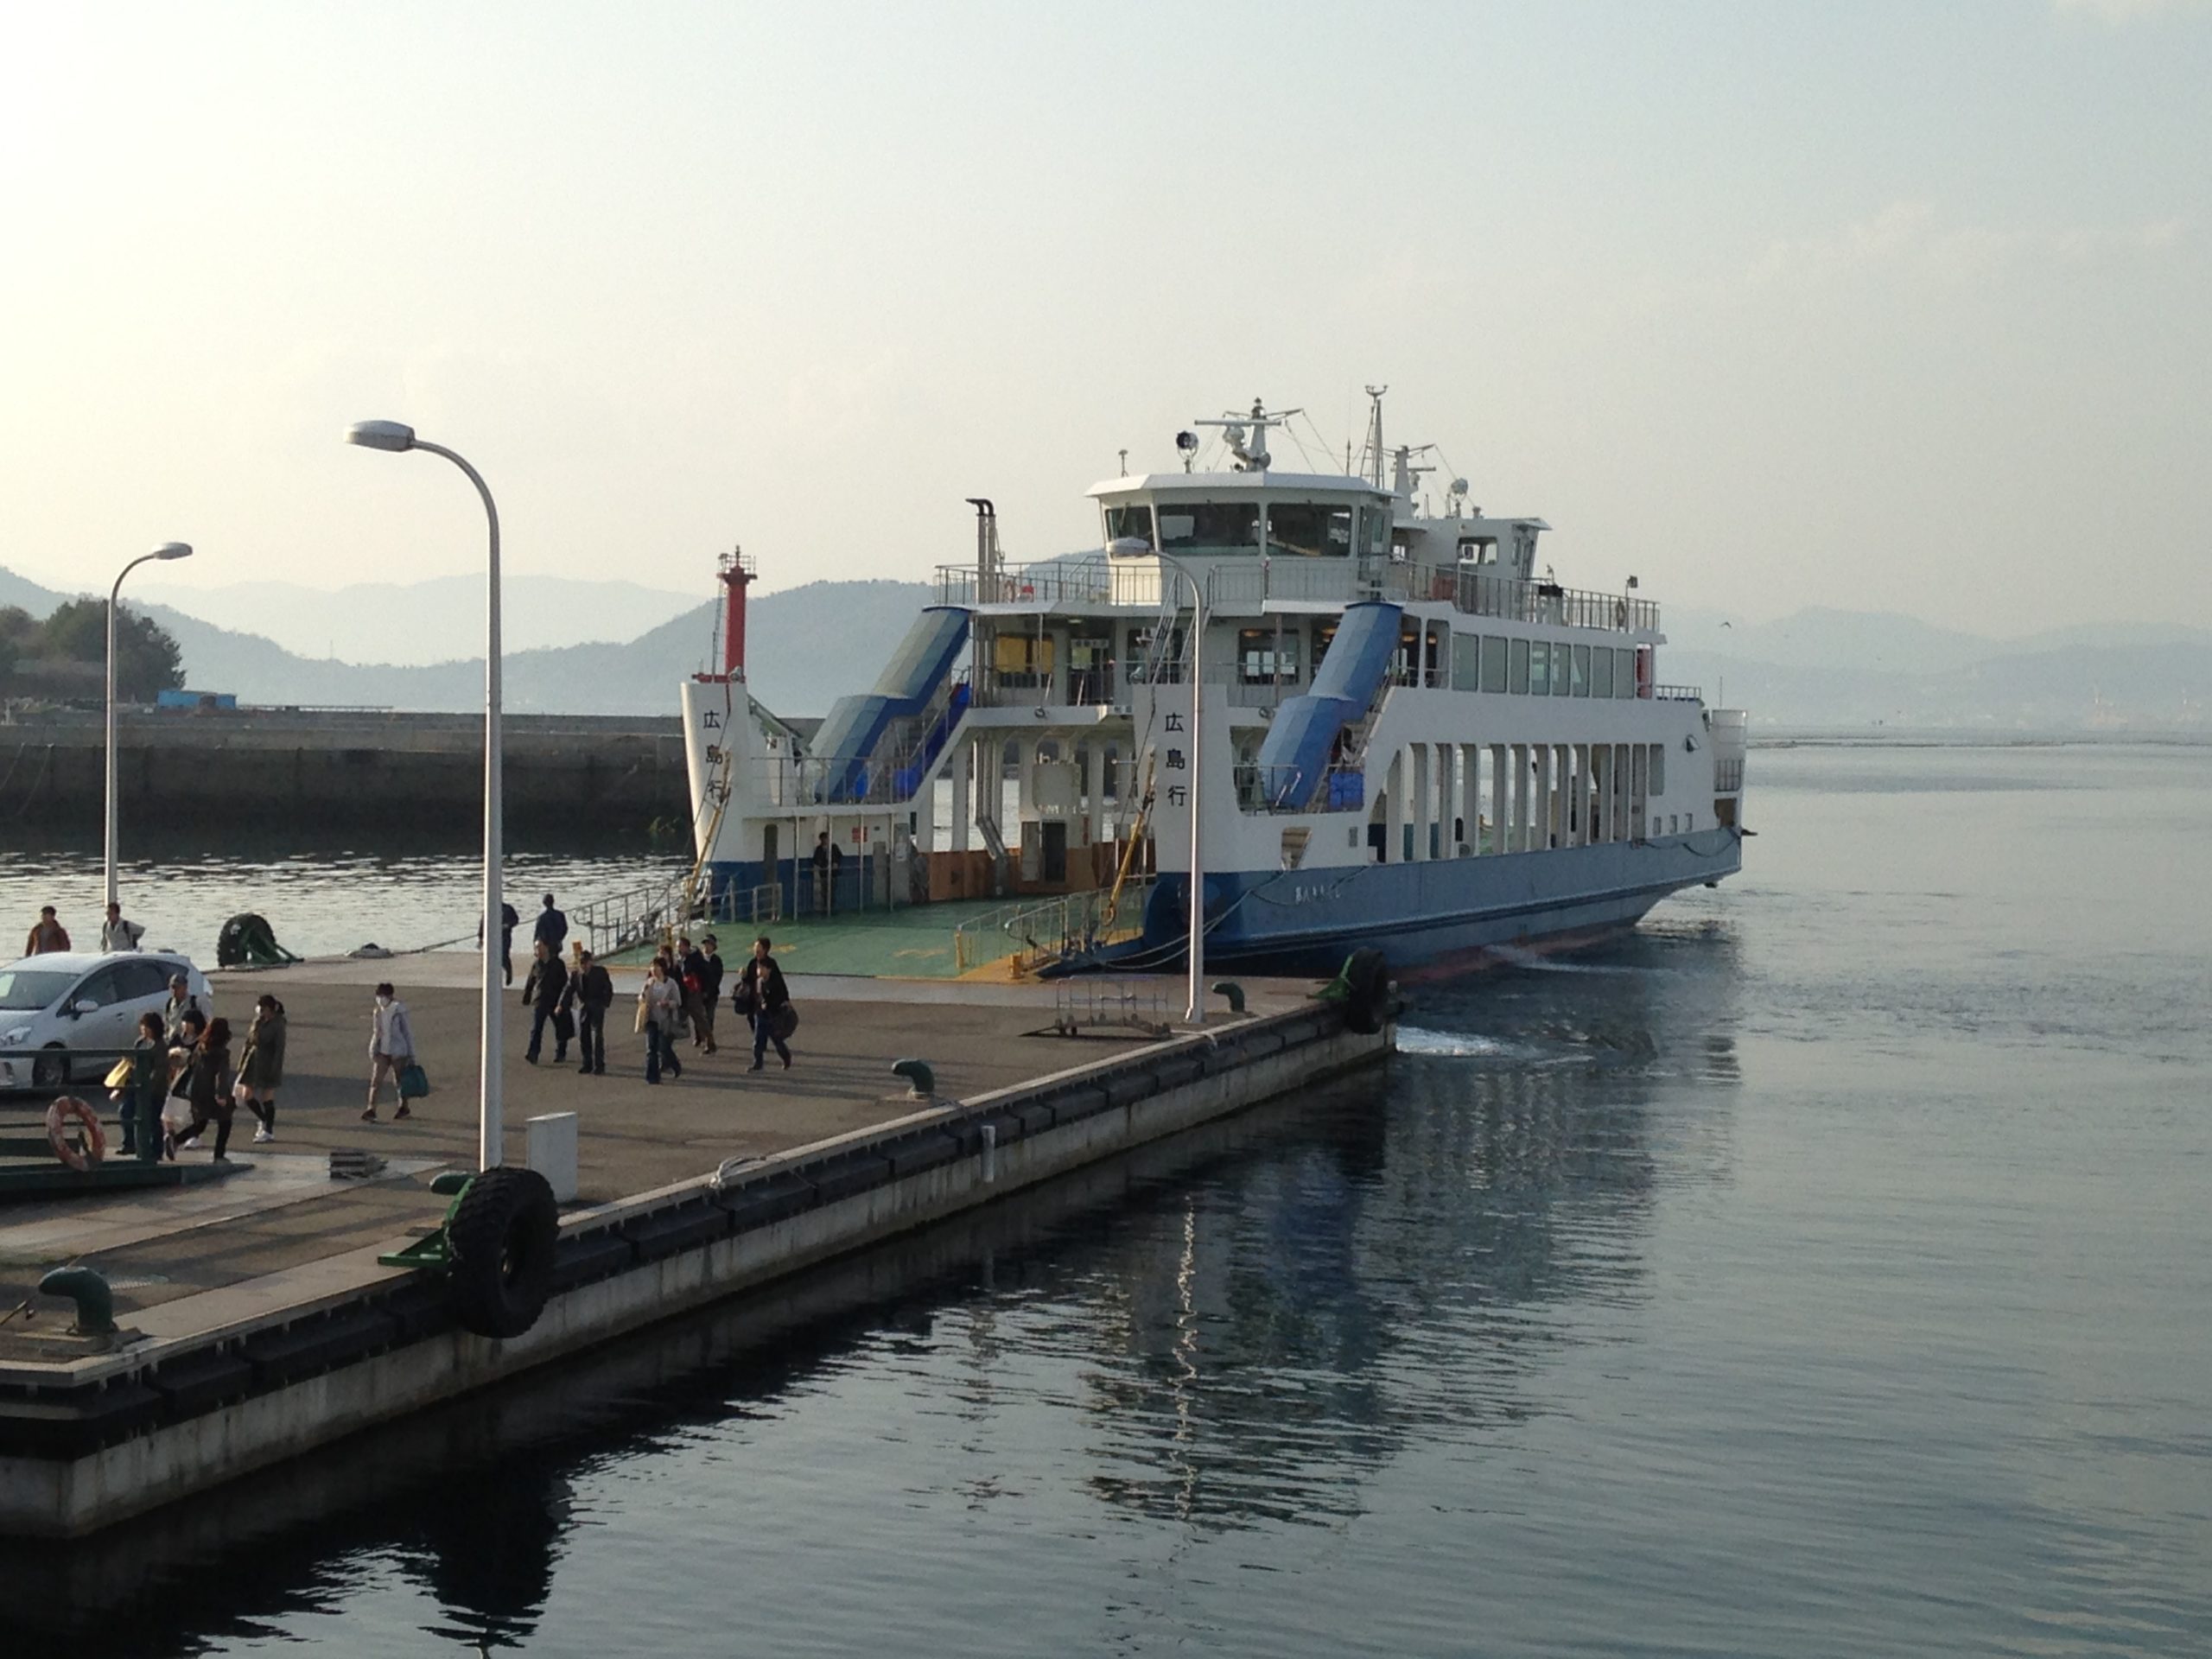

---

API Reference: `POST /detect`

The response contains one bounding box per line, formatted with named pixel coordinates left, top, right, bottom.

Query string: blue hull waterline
left=1114, top=832, right=1745, bottom=980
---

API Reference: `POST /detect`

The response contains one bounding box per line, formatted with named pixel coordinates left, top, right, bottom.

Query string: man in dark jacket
left=534, top=893, right=569, bottom=957
left=480, top=900, right=520, bottom=986
left=563, top=948, right=614, bottom=1075
left=735, top=936, right=793, bottom=1071
left=680, top=936, right=715, bottom=1054
left=522, top=940, right=569, bottom=1065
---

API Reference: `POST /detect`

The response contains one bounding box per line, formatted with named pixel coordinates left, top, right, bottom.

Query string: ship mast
left=1360, top=385, right=1389, bottom=488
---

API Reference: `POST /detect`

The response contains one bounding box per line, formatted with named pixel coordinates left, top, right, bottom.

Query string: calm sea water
left=13, top=741, right=2212, bottom=1657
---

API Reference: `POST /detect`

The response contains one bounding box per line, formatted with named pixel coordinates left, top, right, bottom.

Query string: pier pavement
left=0, top=959, right=1313, bottom=1346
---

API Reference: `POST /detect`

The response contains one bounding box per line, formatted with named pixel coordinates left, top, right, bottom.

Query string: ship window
left=1124, top=623, right=1184, bottom=683
left=1452, top=633, right=1481, bottom=691
left=993, top=633, right=1054, bottom=690
left=1592, top=646, right=1614, bottom=698
left=1358, top=505, right=1389, bottom=556
left=1509, top=638, right=1530, bottom=694
left=1572, top=645, right=1591, bottom=696
left=1103, top=504, right=1154, bottom=553
left=1552, top=643, right=1572, bottom=696
left=1158, top=502, right=1260, bottom=556
left=1237, top=628, right=1299, bottom=683
left=1265, top=501, right=1352, bottom=558
left=1529, top=639, right=1549, bottom=696
left=1481, top=635, right=1509, bottom=694
left=1649, top=742, right=1665, bottom=795
left=1613, top=648, right=1634, bottom=698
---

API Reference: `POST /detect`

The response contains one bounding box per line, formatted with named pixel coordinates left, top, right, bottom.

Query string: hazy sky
left=3, top=1, right=2206, bottom=636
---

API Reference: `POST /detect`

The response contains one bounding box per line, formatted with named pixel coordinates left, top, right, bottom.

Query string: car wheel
left=32, top=1045, right=69, bottom=1089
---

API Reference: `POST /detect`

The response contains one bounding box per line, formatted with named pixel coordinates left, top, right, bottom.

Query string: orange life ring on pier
left=47, top=1096, right=107, bottom=1173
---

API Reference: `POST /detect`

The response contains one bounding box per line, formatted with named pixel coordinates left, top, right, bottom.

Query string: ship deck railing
left=938, top=556, right=1659, bottom=634
left=1653, top=683, right=1704, bottom=702
left=950, top=878, right=1155, bottom=976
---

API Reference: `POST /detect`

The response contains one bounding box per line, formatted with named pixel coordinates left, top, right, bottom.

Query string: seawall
left=0, top=709, right=690, bottom=834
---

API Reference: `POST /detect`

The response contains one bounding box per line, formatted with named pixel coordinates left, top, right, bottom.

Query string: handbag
left=554, top=1008, right=575, bottom=1042
left=105, top=1057, right=137, bottom=1090
left=770, top=1003, right=798, bottom=1042
left=397, top=1063, right=430, bottom=1100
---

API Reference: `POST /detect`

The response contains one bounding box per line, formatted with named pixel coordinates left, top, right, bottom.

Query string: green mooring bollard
left=892, top=1058, right=936, bottom=1098
left=1210, top=981, right=1247, bottom=1015
left=39, top=1266, right=116, bottom=1336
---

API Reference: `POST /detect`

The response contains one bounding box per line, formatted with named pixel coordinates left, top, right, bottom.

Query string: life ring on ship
left=46, top=1096, right=107, bottom=1173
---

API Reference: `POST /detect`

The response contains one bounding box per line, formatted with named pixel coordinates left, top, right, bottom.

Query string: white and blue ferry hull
left=1110, top=831, right=1744, bottom=981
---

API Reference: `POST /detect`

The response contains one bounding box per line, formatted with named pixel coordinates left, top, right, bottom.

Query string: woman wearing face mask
left=365, top=982, right=417, bottom=1122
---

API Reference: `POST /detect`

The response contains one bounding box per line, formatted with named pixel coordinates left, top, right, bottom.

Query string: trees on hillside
left=0, top=601, right=186, bottom=700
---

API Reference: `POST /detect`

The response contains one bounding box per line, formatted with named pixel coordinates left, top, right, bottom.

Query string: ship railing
left=1233, top=760, right=1365, bottom=814
left=1363, top=560, right=1661, bottom=633
left=572, top=875, right=788, bottom=958
left=937, top=558, right=1141, bottom=609
left=950, top=876, right=1154, bottom=976
left=1653, top=683, right=1704, bottom=702
left=936, top=556, right=1658, bottom=633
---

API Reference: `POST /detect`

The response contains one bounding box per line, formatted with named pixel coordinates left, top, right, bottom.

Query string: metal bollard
left=39, top=1266, right=116, bottom=1336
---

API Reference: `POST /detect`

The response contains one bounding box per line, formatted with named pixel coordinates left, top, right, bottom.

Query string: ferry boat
left=679, top=392, right=1748, bottom=979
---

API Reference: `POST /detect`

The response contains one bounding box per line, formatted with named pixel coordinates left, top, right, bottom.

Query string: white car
left=0, top=951, right=216, bottom=1090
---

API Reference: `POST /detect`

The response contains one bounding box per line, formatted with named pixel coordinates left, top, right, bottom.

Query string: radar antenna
left=1192, top=397, right=1302, bottom=474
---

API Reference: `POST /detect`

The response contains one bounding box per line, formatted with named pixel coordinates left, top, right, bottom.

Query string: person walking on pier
left=534, top=893, right=569, bottom=957
left=523, top=939, right=569, bottom=1065
left=365, top=982, right=417, bottom=1121
left=697, top=934, right=725, bottom=1053
left=179, top=1016, right=238, bottom=1162
left=679, top=936, right=715, bottom=1054
left=238, top=995, right=287, bottom=1143
left=480, top=900, right=520, bottom=987
left=124, top=1011, right=167, bottom=1162
left=99, top=901, right=144, bottom=951
left=162, top=973, right=203, bottom=1047
left=639, top=957, right=683, bottom=1084
left=737, top=936, right=793, bottom=1071
left=569, top=948, right=613, bottom=1075
left=24, top=906, right=69, bottom=955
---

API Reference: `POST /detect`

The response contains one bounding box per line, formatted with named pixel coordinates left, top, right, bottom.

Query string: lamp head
left=346, top=419, right=417, bottom=453
left=153, top=543, right=192, bottom=561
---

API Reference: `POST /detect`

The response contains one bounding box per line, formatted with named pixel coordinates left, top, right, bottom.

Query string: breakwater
left=0, top=709, right=690, bottom=835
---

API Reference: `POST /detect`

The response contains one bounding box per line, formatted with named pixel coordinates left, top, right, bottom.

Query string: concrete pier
left=0, top=958, right=1388, bottom=1536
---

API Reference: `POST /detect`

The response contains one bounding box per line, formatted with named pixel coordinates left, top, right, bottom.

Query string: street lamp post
left=346, top=420, right=505, bottom=1171
left=106, top=543, right=194, bottom=910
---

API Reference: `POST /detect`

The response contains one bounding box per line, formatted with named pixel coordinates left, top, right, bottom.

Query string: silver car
left=0, top=951, right=216, bottom=1090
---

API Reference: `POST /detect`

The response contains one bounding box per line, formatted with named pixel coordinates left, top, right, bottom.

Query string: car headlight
left=0, top=1029, right=27, bottom=1047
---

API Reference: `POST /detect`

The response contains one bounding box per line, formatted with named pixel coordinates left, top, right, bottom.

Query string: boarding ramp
left=1251, top=601, right=1402, bottom=810
left=810, top=607, right=970, bottom=803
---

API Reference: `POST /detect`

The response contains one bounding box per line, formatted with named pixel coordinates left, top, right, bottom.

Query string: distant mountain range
left=0, top=563, right=929, bottom=718
left=2, top=564, right=2204, bottom=727
left=133, top=575, right=702, bottom=665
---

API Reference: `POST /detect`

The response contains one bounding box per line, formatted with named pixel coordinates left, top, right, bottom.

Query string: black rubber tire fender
left=444, top=1166, right=561, bottom=1339
left=1341, top=948, right=1390, bottom=1035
